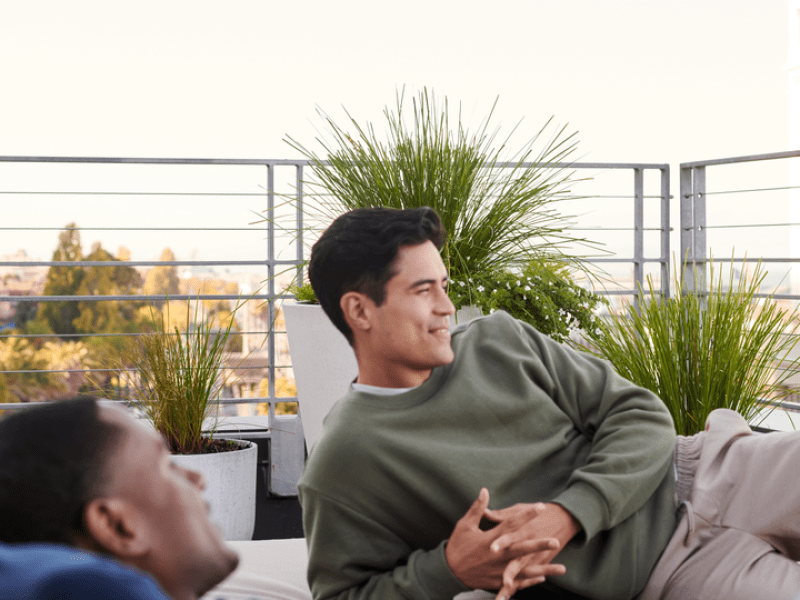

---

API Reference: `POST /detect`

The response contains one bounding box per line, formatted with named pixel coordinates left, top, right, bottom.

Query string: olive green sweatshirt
left=298, top=311, right=678, bottom=600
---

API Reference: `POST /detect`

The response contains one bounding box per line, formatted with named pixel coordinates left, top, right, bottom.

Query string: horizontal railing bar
left=0, top=260, right=287, bottom=268
left=688, top=291, right=800, bottom=300
left=0, top=294, right=276, bottom=302
left=701, top=184, right=800, bottom=196
left=0, top=227, right=266, bottom=232
left=0, top=188, right=667, bottom=200
left=680, top=149, right=800, bottom=169
left=588, top=258, right=667, bottom=263
left=0, top=330, right=282, bottom=339
left=680, top=257, right=800, bottom=263
left=1, top=364, right=276, bottom=374
left=0, top=397, right=299, bottom=410
left=496, top=161, right=669, bottom=170
left=0, top=191, right=268, bottom=197
left=595, top=289, right=650, bottom=296
left=0, top=156, right=304, bottom=166
left=0, top=156, right=669, bottom=171
left=701, top=223, right=800, bottom=230
left=573, top=227, right=668, bottom=231
left=218, top=397, right=297, bottom=405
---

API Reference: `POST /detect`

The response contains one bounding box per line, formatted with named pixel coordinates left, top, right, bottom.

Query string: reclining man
left=0, top=396, right=239, bottom=600
left=298, top=206, right=800, bottom=600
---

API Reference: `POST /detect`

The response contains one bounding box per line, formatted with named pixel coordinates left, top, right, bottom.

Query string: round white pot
left=283, top=302, right=358, bottom=453
left=171, top=439, right=257, bottom=541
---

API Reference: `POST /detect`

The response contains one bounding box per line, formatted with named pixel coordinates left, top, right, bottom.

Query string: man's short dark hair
left=0, top=396, right=121, bottom=544
left=308, top=206, right=446, bottom=344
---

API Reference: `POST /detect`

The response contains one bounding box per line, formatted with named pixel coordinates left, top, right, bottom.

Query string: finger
left=491, top=530, right=557, bottom=554
left=503, top=556, right=525, bottom=590
left=497, top=561, right=566, bottom=599
left=495, top=579, right=525, bottom=600
left=486, top=502, right=545, bottom=521
left=495, top=559, right=524, bottom=600
left=499, top=537, right=560, bottom=557
left=518, top=562, right=567, bottom=580
left=463, top=487, right=490, bottom=526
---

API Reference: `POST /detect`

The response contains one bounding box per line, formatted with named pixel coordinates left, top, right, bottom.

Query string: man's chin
left=196, top=546, right=240, bottom=597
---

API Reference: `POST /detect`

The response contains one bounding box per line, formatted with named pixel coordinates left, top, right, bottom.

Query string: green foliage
left=0, top=337, right=89, bottom=402
left=142, top=247, right=180, bottom=302
left=73, top=243, right=144, bottom=335
left=127, top=302, right=237, bottom=454
left=285, top=88, right=593, bottom=285
left=0, top=337, right=55, bottom=402
left=36, top=223, right=84, bottom=338
left=448, top=260, right=606, bottom=343
left=35, top=226, right=147, bottom=342
left=287, top=282, right=318, bottom=303
left=585, top=263, right=800, bottom=435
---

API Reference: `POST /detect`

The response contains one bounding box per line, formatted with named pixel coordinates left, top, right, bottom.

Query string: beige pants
left=640, top=409, right=800, bottom=600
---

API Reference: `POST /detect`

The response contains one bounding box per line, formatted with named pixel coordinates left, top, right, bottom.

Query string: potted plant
left=278, top=89, right=606, bottom=449
left=123, top=301, right=258, bottom=540
left=284, top=88, right=598, bottom=297
left=584, top=260, right=800, bottom=435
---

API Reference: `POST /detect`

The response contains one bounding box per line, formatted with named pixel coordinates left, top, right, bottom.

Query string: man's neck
left=355, top=367, right=431, bottom=389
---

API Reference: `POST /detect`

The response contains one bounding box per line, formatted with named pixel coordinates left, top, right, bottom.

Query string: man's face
left=98, top=405, right=238, bottom=599
left=358, top=240, right=456, bottom=388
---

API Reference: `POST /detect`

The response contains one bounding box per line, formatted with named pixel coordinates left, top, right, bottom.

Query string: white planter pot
left=283, top=302, right=358, bottom=453
left=171, top=439, right=257, bottom=541
left=451, top=304, right=483, bottom=326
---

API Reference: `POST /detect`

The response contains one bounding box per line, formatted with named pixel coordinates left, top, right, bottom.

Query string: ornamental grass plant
left=586, top=262, right=800, bottom=435
left=128, top=301, right=238, bottom=454
left=282, top=88, right=605, bottom=339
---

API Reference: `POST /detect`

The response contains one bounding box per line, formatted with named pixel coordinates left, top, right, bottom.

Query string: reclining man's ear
left=82, top=498, right=149, bottom=559
left=340, top=292, right=373, bottom=333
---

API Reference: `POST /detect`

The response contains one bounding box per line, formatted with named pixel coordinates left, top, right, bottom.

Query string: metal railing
left=679, top=149, right=800, bottom=416
left=0, top=156, right=670, bottom=413
left=680, top=149, right=800, bottom=296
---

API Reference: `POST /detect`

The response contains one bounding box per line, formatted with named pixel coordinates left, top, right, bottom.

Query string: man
left=298, top=206, right=800, bottom=600
left=0, top=396, right=239, bottom=600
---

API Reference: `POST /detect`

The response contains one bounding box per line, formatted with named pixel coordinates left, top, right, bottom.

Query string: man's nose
left=437, top=287, right=455, bottom=315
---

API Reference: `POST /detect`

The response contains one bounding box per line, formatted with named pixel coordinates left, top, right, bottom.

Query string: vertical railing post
left=660, top=165, right=671, bottom=299
left=680, top=165, right=694, bottom=291
left=266, top=162, right=276, bottom=424
left=692, top=166, right=707, bottom=295
left=296, top=163, right=305, bottom=283
left=633, top=168, right=644, bottom=310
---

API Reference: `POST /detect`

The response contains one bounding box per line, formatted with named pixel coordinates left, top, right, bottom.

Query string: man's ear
left=340, top=291, right=373, bottom=335
left=82, top=497, right=148, bottom=559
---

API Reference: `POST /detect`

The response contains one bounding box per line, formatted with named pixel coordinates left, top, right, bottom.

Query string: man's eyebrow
left=408, top=276, right=449, bottom=290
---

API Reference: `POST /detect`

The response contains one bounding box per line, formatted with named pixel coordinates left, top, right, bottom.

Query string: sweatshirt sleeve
left=298, top=485, right=470, bottom=600
left=511, top=315, right=676, bottom=542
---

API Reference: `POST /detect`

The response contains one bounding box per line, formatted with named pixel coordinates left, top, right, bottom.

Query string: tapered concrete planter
left=171, top=439, right=257, bottom=541
left=283, top=302, right=358, bottom=453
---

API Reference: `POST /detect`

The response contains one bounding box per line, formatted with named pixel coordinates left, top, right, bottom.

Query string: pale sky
left=0, top=0, right=794, bottom=265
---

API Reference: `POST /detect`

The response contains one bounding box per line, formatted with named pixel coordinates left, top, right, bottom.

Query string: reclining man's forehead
left=98, top=403, right=161, bottom=445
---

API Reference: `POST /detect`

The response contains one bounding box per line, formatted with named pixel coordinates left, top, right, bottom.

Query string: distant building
left=0, top=250, right=45, bottom=323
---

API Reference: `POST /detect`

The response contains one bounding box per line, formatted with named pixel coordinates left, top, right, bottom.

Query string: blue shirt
left=0, top=542, right=170, bottom=599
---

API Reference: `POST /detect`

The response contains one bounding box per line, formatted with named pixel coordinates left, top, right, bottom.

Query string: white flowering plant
left=448, top=259, right=606, bottom=343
